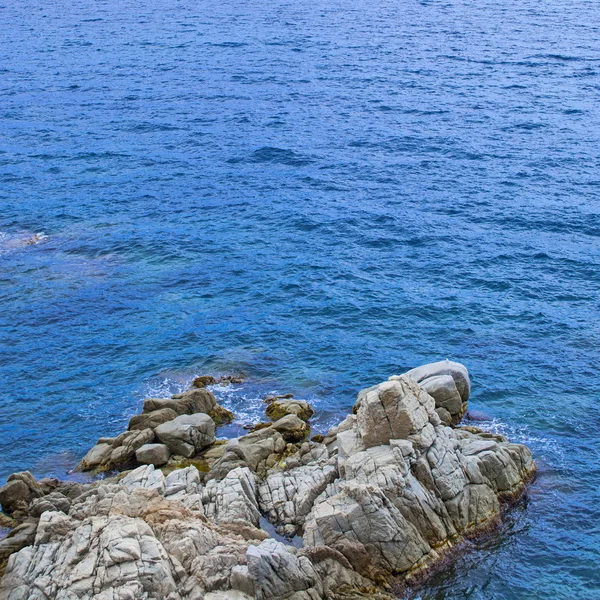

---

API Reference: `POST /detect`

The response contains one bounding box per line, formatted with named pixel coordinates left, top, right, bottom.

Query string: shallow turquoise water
left=1, top=0, right=599, bottom=597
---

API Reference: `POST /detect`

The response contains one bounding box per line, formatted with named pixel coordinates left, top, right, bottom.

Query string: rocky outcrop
left=77, top=386, right=231, bottom=473
left=0, top=361, right=535, bottom=599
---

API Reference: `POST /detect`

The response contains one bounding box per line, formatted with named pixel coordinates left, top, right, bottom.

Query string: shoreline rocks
left=0, top=361, right=536, bottom=599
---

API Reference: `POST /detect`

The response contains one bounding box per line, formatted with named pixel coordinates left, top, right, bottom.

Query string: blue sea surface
left=1, top=0, right=599, bottom=596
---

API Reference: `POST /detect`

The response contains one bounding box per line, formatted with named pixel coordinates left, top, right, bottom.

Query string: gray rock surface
left=155, top=413, right=215, bottom=458
left=135, top=443, right=171, bottom=466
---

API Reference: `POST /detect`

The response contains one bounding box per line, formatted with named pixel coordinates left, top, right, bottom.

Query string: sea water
left=1, top=0, right=599, bottom=597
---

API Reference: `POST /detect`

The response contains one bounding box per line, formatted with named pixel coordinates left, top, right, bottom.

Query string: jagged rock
left=136, top=443, right=171, bottom=466
left=165, top=466, right=202, bottom=498
left=355, top=376, right=438, bottom=451
left=0, top=512, right=182, bottom=600
left=28, top=492, right=71, bottom=518
left=155, top=413, right=215, bottom=458
left=258, top=458, right=338, bottom=537
left=128, top=407, right=179, bottom=431
left=247, top=539, right=323, bottom=600
left=266, top=399, right=314, bottom=422
left=120, top=464, right=167, bottom=493
left=203, top=467, right=260, bottom=527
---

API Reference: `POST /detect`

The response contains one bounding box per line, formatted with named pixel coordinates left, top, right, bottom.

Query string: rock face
left=0, top=361, right=535, bottom=600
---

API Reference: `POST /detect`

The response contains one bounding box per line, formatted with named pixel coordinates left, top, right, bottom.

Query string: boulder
left=0, top=481, right=30, bottom=515
left=171, top=387, right=217, bottom=414
left=266, top=399, right=314, bottom=422
left=79, top=428, right=155, bottom=472
left=128, top=408, right=178, bottom=431
left=403, top=359, right=470, bottom=402
left=135, top=443, right=171, bottom=467
left=144, top=387, right=217, bottom=416
left=271, top=414, right=311, bottom=443
left=155, top=413, right=215, bottom=458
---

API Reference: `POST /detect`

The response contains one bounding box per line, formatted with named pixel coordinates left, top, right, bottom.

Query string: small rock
left=193, top=375, right=218, bottom=387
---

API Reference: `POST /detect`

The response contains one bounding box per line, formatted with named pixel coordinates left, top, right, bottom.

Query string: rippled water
left=1, top=0, right=600, bottom=597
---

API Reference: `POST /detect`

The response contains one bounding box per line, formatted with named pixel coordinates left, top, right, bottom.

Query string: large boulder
left=401, top=360, right=470, bottom=423
left=128, top=408, right=178, bottom=431
left=155, top=413, right=215, bottom=458
left=135, top=443, right=171, bottom=467
left=143, top=387, right=217, bottom=416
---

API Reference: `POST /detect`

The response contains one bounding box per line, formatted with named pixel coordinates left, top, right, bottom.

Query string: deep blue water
left=1, top=0, right=600, bottom=597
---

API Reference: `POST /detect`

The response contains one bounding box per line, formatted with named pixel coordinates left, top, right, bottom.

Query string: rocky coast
left=0, top=360, right=535, bottom=600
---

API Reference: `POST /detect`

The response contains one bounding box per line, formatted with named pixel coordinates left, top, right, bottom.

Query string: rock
left=79, top=428, right=155, bottom=472
left=208, top=404, right=235, bottom=425
left=209, top=426, right=287, bottom=480
left=156, top=413, right=216, bottom=458
left=0, top=481, right=30, bottom=515
left=78, top=442, right=113, bottom=470
left=403, top=359, right=471, bottom=402
left=271, top=414, right=311, bottom=443
left=0, top=518, right=38, bottom=563
left=266, top=399, right=314, bottom=422
left=436, top=406, right=453, bottom=426
left=355, top=376, right=438, bottom=450
left=193, top=375, right=218, bottom=387
left=120, top=464, right=166, bottom=493
left=128, top=407, right=179, bottom=431
left=246, top=539, right=323, bottom=600
left=136, top=443, right=171, bottom=466
left=28, top=492, right=71, bottom=518
left=164, top=466, right=202, bottom=498
left=172, top=387, right=218, bottom=414
left=304, top=481, right=431, bottom=574
left=258, top=458, right=338, bottom=537
left=203, top=467, right=260, bottom=527
left=1, top=512, right=181, bottom=600
left=144, top=387, right=217, bottom=416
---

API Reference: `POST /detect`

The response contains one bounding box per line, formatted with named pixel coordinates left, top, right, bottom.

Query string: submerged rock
left=0, top=360, right=535, bottom=599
